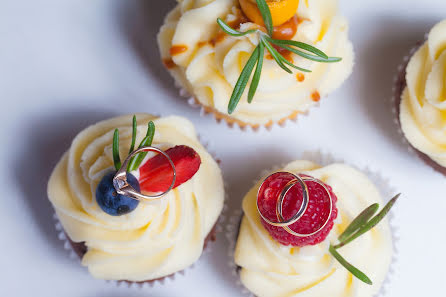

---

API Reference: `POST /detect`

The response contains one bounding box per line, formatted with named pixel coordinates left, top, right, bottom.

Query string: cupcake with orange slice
left=47, top=114, right=224, bottom=283
left=158, top=0, right=354, bottom=129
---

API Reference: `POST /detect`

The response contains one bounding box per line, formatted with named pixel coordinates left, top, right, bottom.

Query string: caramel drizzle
left=163, top=59, right=176, bottom=69
left=170, top=45, right=188, bottom=56
left=311, top=91, right=321, bottom=102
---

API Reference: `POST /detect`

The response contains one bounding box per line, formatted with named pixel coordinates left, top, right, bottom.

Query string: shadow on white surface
left=114, top=0, right=181, bottom=100
left=202, top=145, right=296, bottom=293
left=92, top=293, right=174, bottom=297
left=355, top=15, right=436, bottom=151
left=14, top=108, right=116, bottom=255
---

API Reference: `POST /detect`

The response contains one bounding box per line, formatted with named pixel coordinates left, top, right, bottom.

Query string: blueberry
left=95, top=171, right=140, bottom=216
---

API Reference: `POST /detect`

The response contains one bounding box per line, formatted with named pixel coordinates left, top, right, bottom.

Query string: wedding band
left=257, top=172, right=334, bottom=238
left=280, top=176, right=333, bottom=237
left=257, top=172, right=309, bottom=227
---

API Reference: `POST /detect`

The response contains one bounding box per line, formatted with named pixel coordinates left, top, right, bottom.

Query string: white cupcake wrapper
left=178, top=84, right=313, bottom=132
left=52, top=136, right=228, bottom=289
left=53, top=213, right=79, bottom=261
left=226, top=151, right=400, bottom=297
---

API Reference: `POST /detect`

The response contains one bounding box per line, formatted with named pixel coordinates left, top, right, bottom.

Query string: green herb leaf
left=228, top=45, right=260, bottom=114
left=284, top=45, right=341, bottom=63
left=335, top=194, right=400, bottom=249
left=248, top=42, right=264, bottom=103
left=112, top=129, right=121, bottom=171
left=338, top=203, right=379, bottom=242
left=128, top=121, right=155, bottom=171
left=145, top=121, right=156, bottom=140
left=217, top=0, right=343, bottom=113
left=261, top=37, right=292, bottom=73
left=329, top=245, right=372, bottom=285
left=267, top=39, right=341, bottom=63
left=128, top=115, right=137, bottom=154
left=279, top=54, right=312, bottom=73
left=267, top=38, right=329, bottom=58
left=261, top=38, right=311, bottom=73
left=256, top=0, right=273, bottom=36
left=218, top=0, right=343, bottom=113
left=217, top=18, right=256, bottom=37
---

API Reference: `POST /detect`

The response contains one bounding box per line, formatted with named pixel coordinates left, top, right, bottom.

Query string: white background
left=1, top=0, right=446, bottom=296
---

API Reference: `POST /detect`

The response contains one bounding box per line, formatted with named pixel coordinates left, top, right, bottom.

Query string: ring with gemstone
left=113, top=146, right=176, bottom=202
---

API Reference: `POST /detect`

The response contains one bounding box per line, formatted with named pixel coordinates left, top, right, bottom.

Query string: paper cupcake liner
left=52, top=136, right=228, bottom=289
left=177, top=83, right=313, bottom=132
left=226, top=151, right=400, bottom=297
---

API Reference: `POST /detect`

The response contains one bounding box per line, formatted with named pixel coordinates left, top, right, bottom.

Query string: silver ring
left=112, top=146, right=176, bottom=202
left=280, top=176, right=333, bottom=237
left=257, top=172, right=309, bottom=227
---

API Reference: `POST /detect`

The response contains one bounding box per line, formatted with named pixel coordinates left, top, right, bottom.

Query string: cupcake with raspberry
left=233, top=159, right=397, bottom=297
left=395, top=20, right=446, bottom=175
left=158, top=0, right=354, bottom=130
left=47, top=114, right=224, bottom=283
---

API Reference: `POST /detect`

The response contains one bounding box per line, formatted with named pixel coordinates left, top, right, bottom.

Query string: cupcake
left=234, top=160, right=398, bottom=297
left=158, top=0, right=354, bottom=129
left=395, top=20, right=446, bottom=175
left=47, top=114, right=224, bottom=283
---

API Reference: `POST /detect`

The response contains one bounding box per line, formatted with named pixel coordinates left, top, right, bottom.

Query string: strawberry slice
left=139, top=145, right=201, bottom=193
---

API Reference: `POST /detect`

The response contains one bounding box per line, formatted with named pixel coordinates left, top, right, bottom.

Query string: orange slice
left=239, top=0, right=300, bottom=27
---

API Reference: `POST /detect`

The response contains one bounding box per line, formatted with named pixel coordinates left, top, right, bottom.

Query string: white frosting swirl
left=235, top=161, right=392, bottom=297
left=400, top=20, right=446, bottom=167
left=47, top=114, right=224, bottom=281
left=158, top=0, right=354, bottom=125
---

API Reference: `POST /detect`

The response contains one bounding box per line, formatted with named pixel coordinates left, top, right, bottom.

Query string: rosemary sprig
left=329, top=245, right=372, bottom=285
left=334, top=194, right=400, bottom=249
left=217, top=0, right=342, bottom=114
left=338, top=203, right=379, bottom=242
left=111, top=116, right=156, bottom=172
left=228, top=46, right=260, bottom=114
left=127, top=121, right=155, bottom=172
left=261, top=37, right=292, bottom=73
left=264, top=37, right=329, bottom=59
left=112, top=129, right=121, bottom=171
left=329, top=194, right=400, bottom=285
left=261, top=36, right=311, bottom=73
left=128, top=115, right=137, bottom=154
left=217, top=18, right=256, bottom=37
left=248, top=41, right=264, bottom=103
left=255, top=0, right=273, bottom=36
left=271, top=42, right=342, bottom=63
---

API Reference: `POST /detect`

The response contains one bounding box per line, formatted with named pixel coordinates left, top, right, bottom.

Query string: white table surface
left=2, top=0, right=446, bottom=296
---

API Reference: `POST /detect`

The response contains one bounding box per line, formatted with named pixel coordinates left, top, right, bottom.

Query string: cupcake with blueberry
left=395, top=20, right=446, bottom=175
left=47, top=114, right=224, bottom=282
left=158, top=0, right=353, bottom=129
left=234, top=159, right=398, bottom=297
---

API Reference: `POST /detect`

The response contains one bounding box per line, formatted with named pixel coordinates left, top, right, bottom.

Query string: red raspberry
left=139, top=145, right=201, bottom=193
left=257, top=172, right=338, bottom=247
